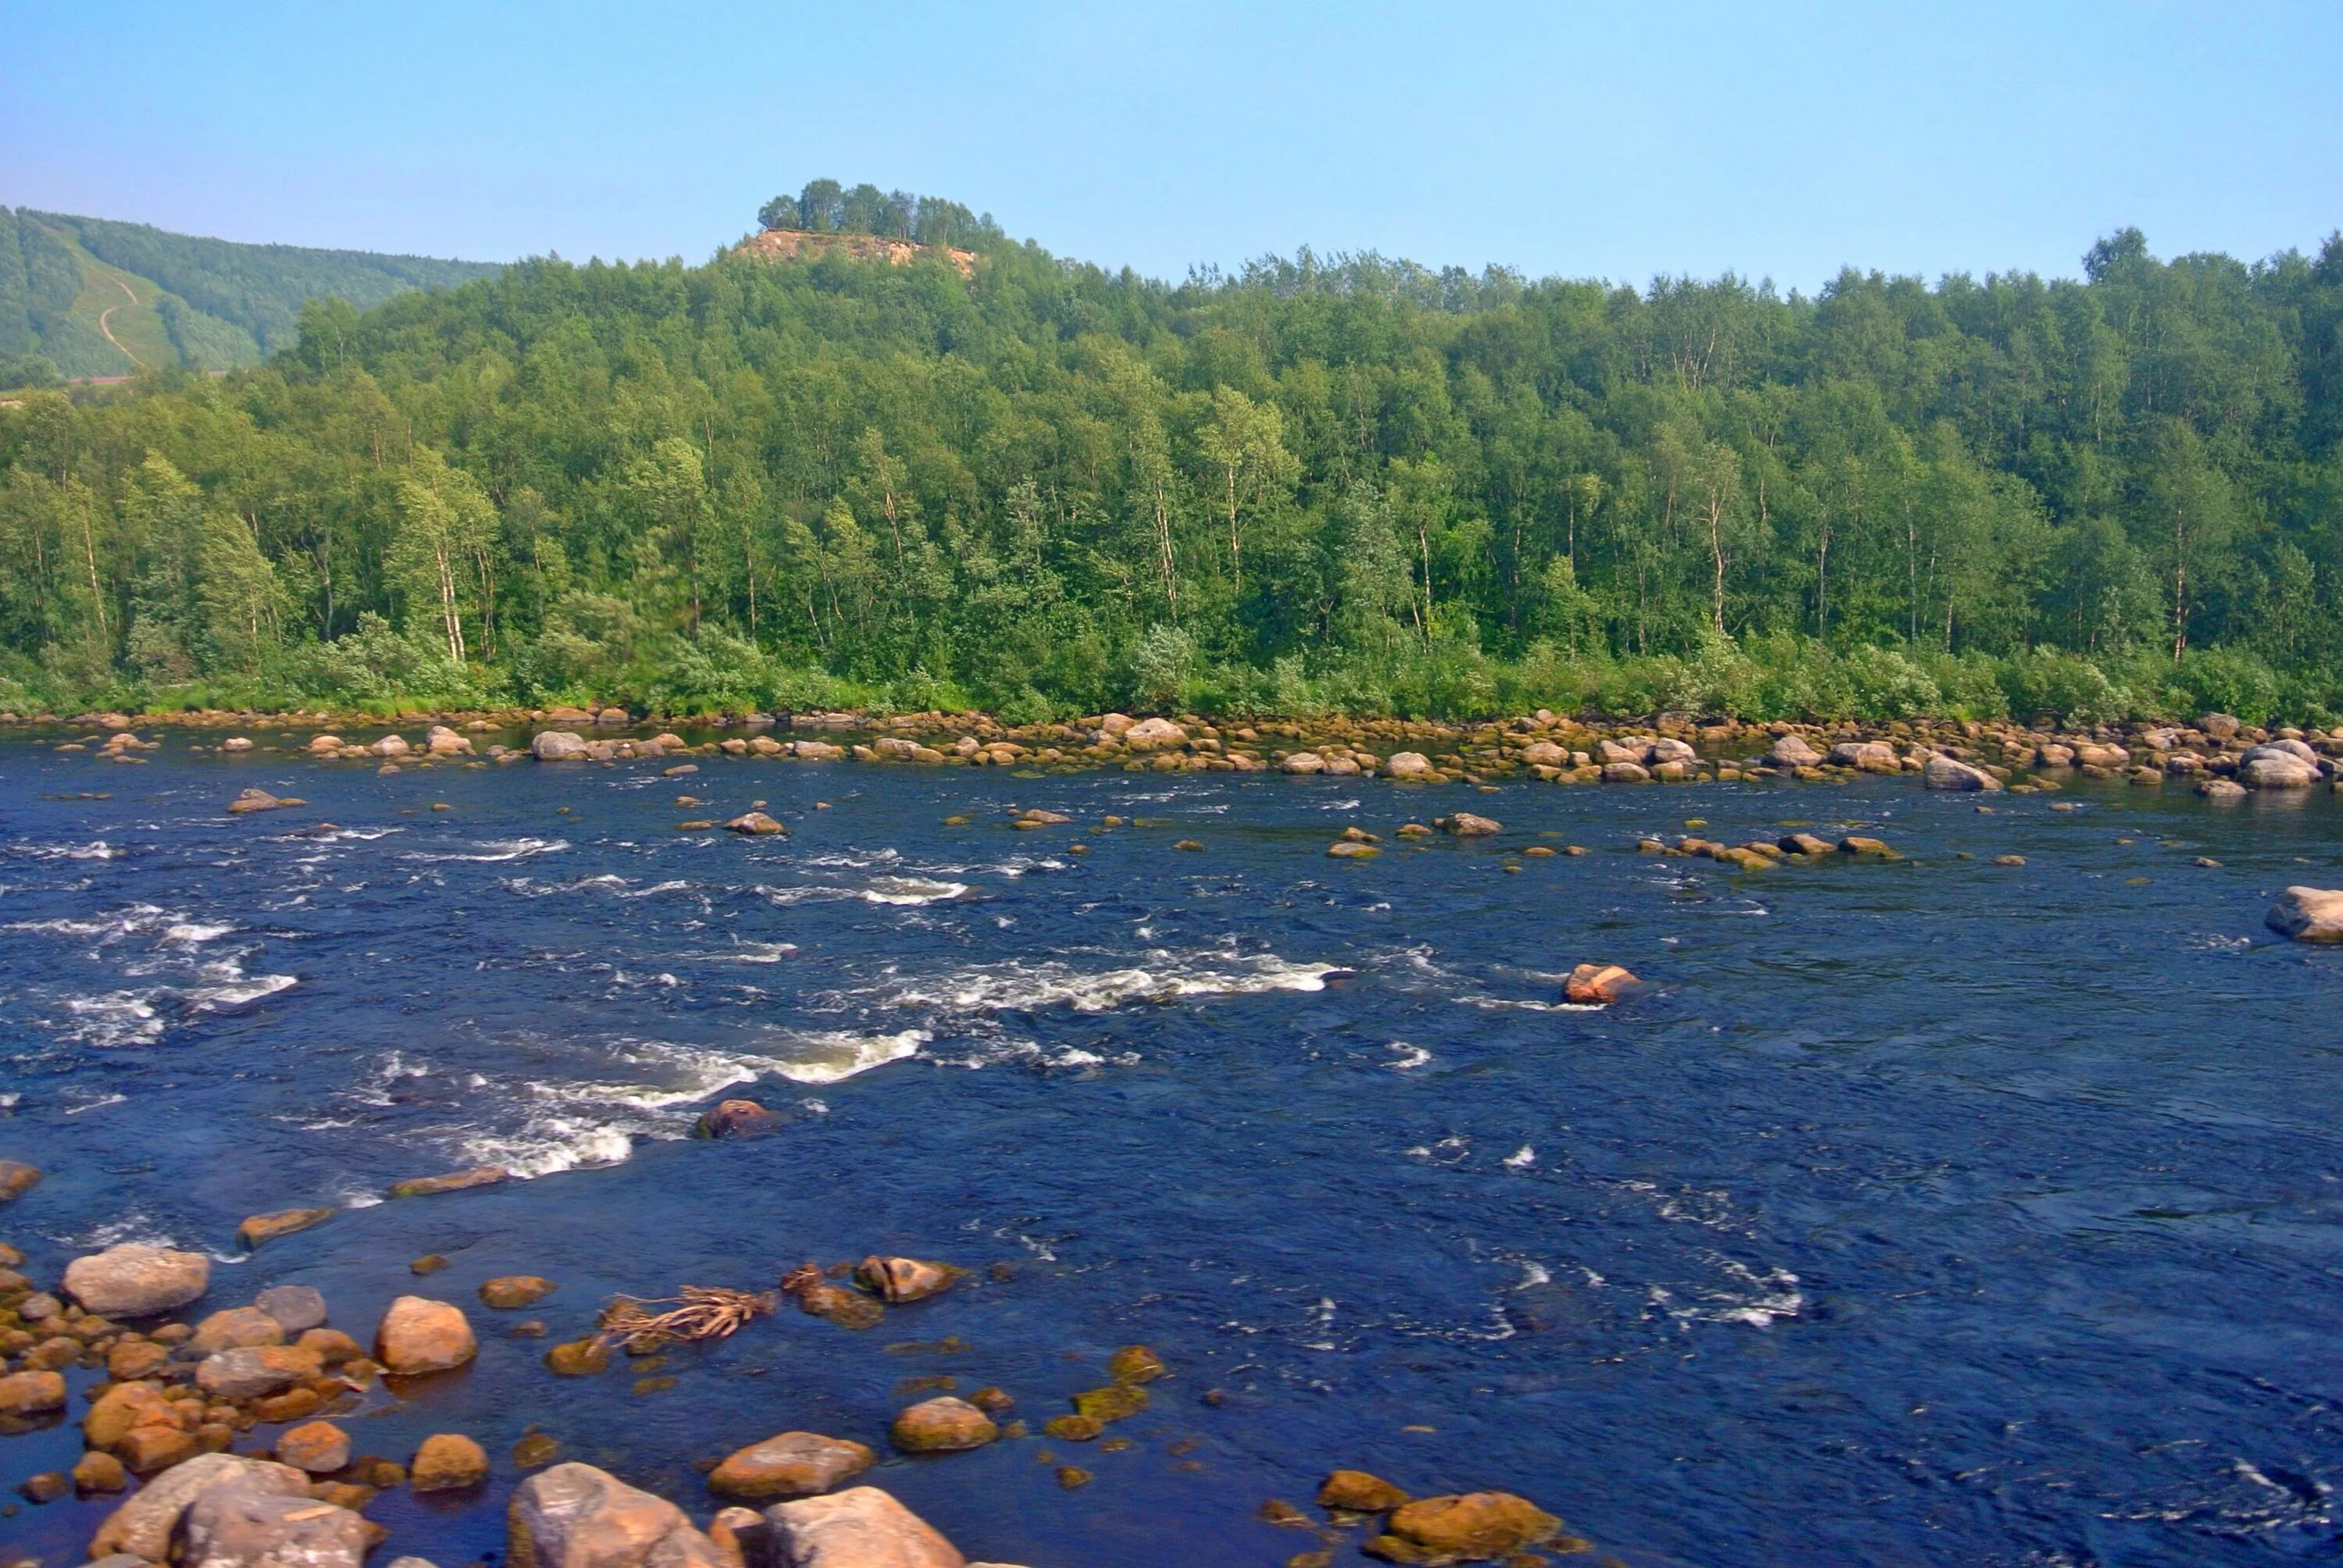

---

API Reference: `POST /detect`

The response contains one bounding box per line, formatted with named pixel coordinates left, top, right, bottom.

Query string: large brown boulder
left=853, top=1256, right=958, bottom=1304
left=1380, top=1491, right=1563, bottom=1559
left=1382, top=750, right=1434, bottom=779
left=2267, top=887, right=2343, bottom=944
left=0, top=1159, right=40, bottom=1202
left=0, top=1368, right=66, bottom=1414
left=64, top=1242, right=209, bottom=1317
left=709, top=1432, right=874, bottom=1500
left=89, top=1452, right=310, bottom=1560
left=388, top=1165, right=509, bottom=1199
left=275, top=1420, right=351, bottom=1474
left=1437, top=812, right=1501, bottom=836
left=183, top=1478, right=367, bottom=1568
left=376, top=1295, right=477, bottom=1374
left=412, top=1431, right=491, bottom=1491
left=237, top=1207, right=337, bottom=1248
left=190, top=1305, right=287, bottom=1355
left=1319, top=1470, right=1411, bottom=1513
left=1762, top=733, right=1821, bottom=768
left=726, top=811, right=789, bottom=836
left=508, top=1461, right=729, bottom=1568
left=1921, top=754, right=2001, bottom=791
left=533, top=730, right=590, bottom=761
left=761, top=1487, right=966, bottom=1568
left=692, top=1099, right=783, bottom=1139
left=1564, top=963, right=1640, bottom=1005
left=1122, top=717, right=1187, bottom=750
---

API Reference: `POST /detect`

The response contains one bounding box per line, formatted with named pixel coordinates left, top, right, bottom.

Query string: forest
left=1, top=207, right=2339, bottom=725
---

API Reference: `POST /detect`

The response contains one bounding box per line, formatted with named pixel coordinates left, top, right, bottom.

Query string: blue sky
left=4, top=1, right=2337, bottom=289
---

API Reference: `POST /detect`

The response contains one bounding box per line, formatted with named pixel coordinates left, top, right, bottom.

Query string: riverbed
left=3, top=733, right=2340, bottom=1566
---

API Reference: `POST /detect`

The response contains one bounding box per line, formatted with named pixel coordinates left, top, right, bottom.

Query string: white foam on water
left=9, top=840, right=123, bottom=861
left=1505, top=1145, right=1537, bottom=1168
left=162, top=921, right=234, bottom=943
left=189, top=971, right=298, bottom=1010
left=883, top=950, right=1337, bottom=1014
left=686, top=941, right=798, bottom=963
left=65, top=992, right=163, bottom=1046
left=64, top=1092, right=127, bottom=1115
left=763, top=1028, right=929, bottom=1083
left=405, top=837, right=569, bottom=864
left=1664, top=1255, right=1805, bottom=1327
left=862, top=876, right=971, bottom=906
left=1386, top=1042, right=1432, bottom=1070
left=754, top=883, right=856, bottom=907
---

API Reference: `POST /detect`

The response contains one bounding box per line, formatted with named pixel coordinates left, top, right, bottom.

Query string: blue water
left=3, top=732, right=2341, bottom=1566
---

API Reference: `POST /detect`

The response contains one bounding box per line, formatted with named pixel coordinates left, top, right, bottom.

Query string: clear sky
left=3, top=0, right=2337, bottom=290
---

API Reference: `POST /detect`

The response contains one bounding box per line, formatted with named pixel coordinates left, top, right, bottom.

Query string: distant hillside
left=0, top=208, right=499, bottom=383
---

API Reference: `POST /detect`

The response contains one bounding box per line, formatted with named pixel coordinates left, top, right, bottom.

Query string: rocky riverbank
left=21, top=701, right=2343, bottom=796
left=0, top=1218, right=1591, bottom=1568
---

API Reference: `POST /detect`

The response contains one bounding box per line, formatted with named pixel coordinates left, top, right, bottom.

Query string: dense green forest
left=755, top=180, right=1006, bottom=251
left=1, top=207, right=2339, bottom=724
left=0, top=208, right=498, bottom=382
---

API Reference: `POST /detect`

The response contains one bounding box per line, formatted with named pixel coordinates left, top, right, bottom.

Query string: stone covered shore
left=24, top=701, right=2343, bottom=796
left=0, top=1203, right=1585, bottom=1568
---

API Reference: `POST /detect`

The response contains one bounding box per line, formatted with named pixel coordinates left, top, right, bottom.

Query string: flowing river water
left=2, top=731, right=2340, bottom=1566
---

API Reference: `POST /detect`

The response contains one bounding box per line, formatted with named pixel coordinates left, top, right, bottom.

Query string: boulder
left=2266, top=887, right=2343, bottom=944
left=2198, top=711, right=2241, bottom=739
left=84, top=1380, right=181, bottom=1450
left=1319, top=1470, right=1412, bottom=1513
left=1380, top=1492, right=1563, bottom=1559
left=1564, top=964, right=1640, bottom=1005
left=182, top=1479, right=367, bottom=1568
left=276, top=1420, right=351, bottom=1474
left=0, top=1158, right=41, bottom=1201
left=191, top=1305, right=287, bottom=1354
left=1828, top=739, right=1900, bottom=772
left=1838, top=835, right=1898, bottom=857
left=255, top=1284, right=330, bottom=1336
left=412, top=1431, right=491, bottom=1491
left=65, top=1243, right=209, bottom=1317
left=480, top=1276, right=558, bottom=1310
left=890, top=1396, right=999, bottom=1452
left=89, top=1453, right=311, bottom=1561
left=2239, top=745, right=2320, bottom=788
left=532, top=730, right=590, bottom=761
left=1518, top=740, right=1566, bottom=767
left=238, top=1208, right=337, bottom=1249
left=1763, top=733, right=1821, bottom=768
left=197, top=1345, right=323, bottom=1399
left=1596, top=738, right=1648, bottom=765
left=725, top=812, right=789, bottom=836
left=2197, top=778, right=2248, bottom=801
left=0, top=1368, right=66, bottom=1414
left=1438, top=812, right=1501, bottom=836
left=1600, top=761, right=1650, bottom=784
left=762, top=1487, right=965, bottom=1568
left=854, top=1256, right=958, bottom=1304
left=1648, top=736, right=1696, bottom=764
left=376, top=1295, right=477, bottom=1374
left=1382, top=751, right=1434, bottom=779
left=1921, top=754, right=2002, bottom=791
left=508, top=1461, right=728, bottom=1568
left=370, top=735, right=412, bottom=757
left=709, top=1432, right=875, bottom=1500
left=1122, top=718, right=1187, bottom=750
left=1107, top=1344, right=1168, bottom=1383
left=692, top=1099, right=783, bottom=1139
left=226, top=788, right=284, bottom=814
left=1280, top=751, right=1326, bottom=775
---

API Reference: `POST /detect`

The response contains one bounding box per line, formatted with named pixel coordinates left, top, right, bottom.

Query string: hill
left=0, top=208, right=499, bottom=383
left=0, top=216, right=2340, bottom=726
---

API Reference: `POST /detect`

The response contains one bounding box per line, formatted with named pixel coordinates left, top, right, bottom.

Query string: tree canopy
left=755, top=180, right=1004, bottom=251
left=2, top=219, right=2341, bottom=725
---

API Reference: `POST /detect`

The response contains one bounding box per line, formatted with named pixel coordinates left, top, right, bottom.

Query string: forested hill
left=1, top=221, right=2341, bottom=725
left=0, top=208, right=498, bottom=383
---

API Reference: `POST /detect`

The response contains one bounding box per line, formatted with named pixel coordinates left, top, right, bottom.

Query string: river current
left=2, top=732, right=2340, bottom=1566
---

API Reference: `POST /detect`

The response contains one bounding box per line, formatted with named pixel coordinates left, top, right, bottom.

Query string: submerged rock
left=237, top=1207, right=336, bottom=1249
left=389, top=1166, right=509, bottom=1199
left=65, top=1242, right=210, bottom=1317
left=693, top=1099, right=784, bottom=1139
left=481, top=1275, right=558, bottom=1310
left=508, top=1461, right=726, bottom=1568
left=709, top=1432, right=874, bottom=1500
left=412, top=1432, right=490, bottom=1492
left=762, top=1486, right=966, bottom=1568
left=0, top=1159, right=41, bottom=1202
left=1106, top=1344, right=1167, bottom=1384
left=2266, top=886, right=2343, bottom=943
left=1374, top=1491, right=1564, bottom=1560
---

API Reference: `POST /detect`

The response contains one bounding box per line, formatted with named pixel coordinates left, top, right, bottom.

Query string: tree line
left=1, top=219, right=2340, bottom=725
left=755, top=180, right=1005, bottom=252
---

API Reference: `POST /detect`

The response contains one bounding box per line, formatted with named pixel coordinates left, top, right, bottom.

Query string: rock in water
left=0, top=1369, right=66, bottom=1413
left=1122, top=717, right=1188, bottom=749
left=388, top=1166, right=509, bottom=1199
left=508, top=1461, right=728, bottom=1568
left=709, top=1432, right=875, bottom=1500
left=197, top=1345, right=323, bottom=1399
left=726, top=811, right=789, bottom=836
left=761, top=1487, right=966, bottom=1568
left=1438, top=812, right=1501, bottom=836
left=1563, top=964, right=1640, bottom=1004
left=412, top=1432, right=491, bottom=1491
left=276, top=1419, right=352, bottom=1474
left=1763, top=733, right=1821, bottom=767
left=64, top=1242, right=210, bottom=1317
left=480, top=1275, right=558, bottom=1309
left=238, top=1207, right=337, bottom=1248
left=226, top=788, right=283, bottom=814
left=183, top=1480, right=367, bottom=1568
left=2266, top=886, right=2343, bottom=943
left=90, top=1453, right=312, bottom=1560
left=190, top=1304, right=287, bottom=1353
left=1379, top=1492, right=1564, bottom=1559
left=0, top=1159, right=41, bottom=1201
left=532, top=730, right=590, bottom=761
left=890, top=1396, right=1000, bottom=1452
left=375, top=1295, right=478, bottom=1374
left=255, top=1284, right=330, bottom=1335
left=854, top=1256, right=958, bottom=1303
left=1319, top=1470, right=1412, bottom=1513
left=692, top=1099, right=783, bottom=1139
left=1384, top=751, right=1434, bottom=779
left=1921, top=754, right=2001, bottom=791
